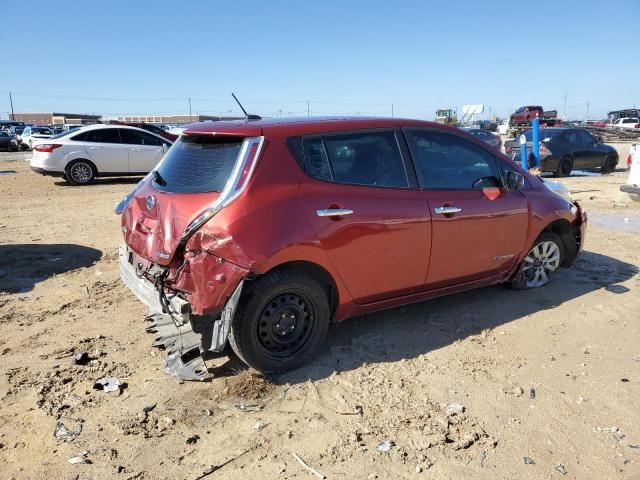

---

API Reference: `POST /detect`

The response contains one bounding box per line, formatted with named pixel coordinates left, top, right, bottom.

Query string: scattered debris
left=511, top=386, right=524, bottom=397
left=555, top=464, right=567, bottom=475
left=143, top=403, right=157, bottom=414
left=186, top=434, right=200, bottom=445
left=193, top=449, right=251, bottom=479
left=628, top=445, right=640, bottom=449
left=613, top=202, right=628, bottom=208
left=292, top=452, right=326, bottom=479
left=68, top=451, right=90, bottom=465
left=524, top=456, right=535, bottom=465
left=227, top=370, right=274, bottom=400
left=93, top=377, right=122, bottom=394
left=234, top=404, right=263, bottom=413
left=446, top=403, right=465, bottom=416
left=415, top=465, right=423, bottom=473
left=377, top=439, right=396, bottom=453
left=530, top=387, right=536, bottom=399
left=54, top=419, right=83, bottom=442
left=74, top=352, right=90, bottom=366
left=252, top=421, right=267, bottom=432
left=621, top=378, right=630, bottom=383
left=338, top=405, right=364, bottom=416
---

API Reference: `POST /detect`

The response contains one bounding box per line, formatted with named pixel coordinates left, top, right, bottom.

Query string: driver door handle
left=434, top=205, right=462, bottom=214
left=317, top=208, right=354, bottom=217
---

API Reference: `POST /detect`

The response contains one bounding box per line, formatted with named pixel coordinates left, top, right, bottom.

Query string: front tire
left=554, top=156, right=573, bottom=177
left=65, top=160, right=96, bottom=185
left=601, top=153, right=618, bottom=174
left=510, top=232, right=563, bottom=289
left=228, top=269, right=330, bottom=373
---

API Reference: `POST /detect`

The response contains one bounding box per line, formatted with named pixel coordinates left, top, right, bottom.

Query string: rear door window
left=120, top=129, right=163, bottom=146
left=405, top=129, right=500, bottom=189
left=153, top=135, right=243, bottom=193
left=84, top=128, right=121, bottom=144
left=305, top=131, right=409, bottom=188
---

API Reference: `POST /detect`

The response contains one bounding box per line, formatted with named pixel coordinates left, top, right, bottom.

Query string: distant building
left=116, top=114, right=243, bottom=124
left=12, top=112, right=102, bottom=125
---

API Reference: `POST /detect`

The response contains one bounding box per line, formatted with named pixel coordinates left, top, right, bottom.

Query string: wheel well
left=66, top=158, right=98, bottom=174
left=260, top=261, right=339, bottom=321
left=540, top=219, right=578, bottom=266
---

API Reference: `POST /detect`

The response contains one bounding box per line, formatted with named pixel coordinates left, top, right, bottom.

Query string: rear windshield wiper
left=152, top=170, right=167, bottom=186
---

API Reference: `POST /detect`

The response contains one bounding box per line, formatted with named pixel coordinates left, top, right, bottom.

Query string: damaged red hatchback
left=117, top=117, right=586, bottom=380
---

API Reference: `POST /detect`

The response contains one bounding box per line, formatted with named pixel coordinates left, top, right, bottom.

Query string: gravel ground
left=0, top=147, right=639, bottom=479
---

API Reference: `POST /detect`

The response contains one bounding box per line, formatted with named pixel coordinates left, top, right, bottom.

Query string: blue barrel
left=531, top=117, right=540, bottom=167
left=519, top=134, right=528, bottom=170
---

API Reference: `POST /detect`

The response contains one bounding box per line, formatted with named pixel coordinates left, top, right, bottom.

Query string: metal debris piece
left=54, top=419, right=83, bottom=442
left=555, top=464, right=567, bottom=475
left=93, top=377, right=122, bottom=393
left=253, top=421, right=267, bottom=432
left=186, top=434, right=200, bottom=445
left=621, top=378, right=630, bottom=383
left=628, top=445, right=640, bottom=449
left=68, top=451, right=90, bottom=465
left=143, top=403, right=157, bottom=414
left=377, top=439, right=395, bottom=453
left=524, top=457, right=535, bottom=465
left=530, top=387, right=536, bottom=399
left=235, top=404, right=263, bottom=412
left=446, top=403, right=465, bottom=416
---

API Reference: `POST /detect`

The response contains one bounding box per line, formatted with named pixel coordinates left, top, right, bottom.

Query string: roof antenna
left=230, top=93, right=261, bottom=121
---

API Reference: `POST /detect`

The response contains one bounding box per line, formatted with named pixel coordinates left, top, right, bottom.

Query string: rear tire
left=65, top=160, right=96, bottom=185
left=554, top=156, right=573, bottom=177
left=510, top=232, right=564, bottom=289
left=228, top=269, right=330, bottom=373
left=601, top=153, right=618, bottom=174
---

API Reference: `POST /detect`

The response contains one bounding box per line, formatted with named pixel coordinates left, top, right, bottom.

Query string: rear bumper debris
left=118, top=245, right=243, bottom=381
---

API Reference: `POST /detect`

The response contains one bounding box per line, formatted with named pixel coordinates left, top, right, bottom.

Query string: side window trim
left=402, top=127, right=504, bottom=191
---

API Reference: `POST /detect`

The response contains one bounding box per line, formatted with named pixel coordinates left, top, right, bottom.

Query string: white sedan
left=30, top=124, right=172, bottom=185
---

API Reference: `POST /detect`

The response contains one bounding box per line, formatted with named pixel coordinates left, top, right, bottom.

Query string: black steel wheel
left=229, top=269, right=330, bottom=373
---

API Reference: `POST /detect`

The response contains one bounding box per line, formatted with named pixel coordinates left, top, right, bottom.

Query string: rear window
left=153, top=135, right=243, bottom=193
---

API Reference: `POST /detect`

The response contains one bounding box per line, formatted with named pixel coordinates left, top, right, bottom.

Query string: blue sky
left=1, top=0, right=638, bottom=120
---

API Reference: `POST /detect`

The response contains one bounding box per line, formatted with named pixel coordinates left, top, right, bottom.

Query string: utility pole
left=563, top=91, right=567, bottom=120
left=391, top=103, right=394, bottom=118
left=188, top=98, right=192, bottom=121
left=307, top=100, right=310, bottom=117
left=9, top=92, right=15, bottom=120
left=586, top=100, right=590, bottom=120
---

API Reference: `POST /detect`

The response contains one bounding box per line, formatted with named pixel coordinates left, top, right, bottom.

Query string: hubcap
left=257, top=292, right=315, bottom=358
left=523, top=241, right=560, bottom=287
left=70, top=162, right=92, bottom=183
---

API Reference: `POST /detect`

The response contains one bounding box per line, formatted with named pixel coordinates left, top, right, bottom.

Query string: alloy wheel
left=523, top=241, right=561, bottom=287
left=70, top=162, right=93, bottom=184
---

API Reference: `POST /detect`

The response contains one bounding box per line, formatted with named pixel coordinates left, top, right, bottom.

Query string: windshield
left=152, top=135, right=244, bottom=193
left=523, top=129, right=563, bottom=141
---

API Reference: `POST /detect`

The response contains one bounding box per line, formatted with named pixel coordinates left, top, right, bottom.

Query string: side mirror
left=506, top=171, right=525, bottom=191
left=162, top=143, right=168, bottom=153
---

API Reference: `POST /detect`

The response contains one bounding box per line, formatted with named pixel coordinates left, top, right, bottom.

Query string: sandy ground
left=0, top=146, right=639, bottom=480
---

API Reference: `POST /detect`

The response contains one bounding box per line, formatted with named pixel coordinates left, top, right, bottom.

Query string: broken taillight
left=34, top=143, right=62, bottom=152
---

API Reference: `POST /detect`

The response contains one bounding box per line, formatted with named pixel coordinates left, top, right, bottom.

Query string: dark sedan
left=0, top=131, right=19, bottom=151
left=460, top=127, right=501, bottom=149
left=504, top=128, right=618, bottom=177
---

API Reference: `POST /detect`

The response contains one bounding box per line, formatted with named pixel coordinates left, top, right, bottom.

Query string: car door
left=403, top=128, right=529, bottom=289
left=298, top=129, right=431, bottom=304
left=574, top=129, right=604, bottom=168
left=82, top=128, right=127, bottom=172
left=119, top=129, right=167, bottom=173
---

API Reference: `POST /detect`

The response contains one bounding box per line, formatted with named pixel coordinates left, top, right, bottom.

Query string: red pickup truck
left=510, top=106, right=558, bottom=126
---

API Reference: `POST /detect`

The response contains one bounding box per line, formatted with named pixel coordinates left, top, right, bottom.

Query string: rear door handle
left=316, top=208, right=354, bottom=217
left=88, top=146, right=101, bottom=150
left=434, top=206, right=462, bottom=214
